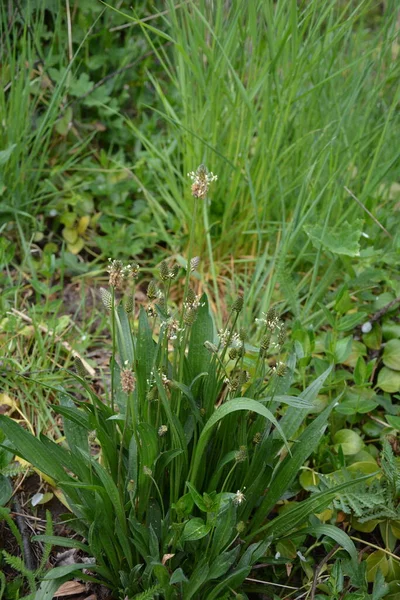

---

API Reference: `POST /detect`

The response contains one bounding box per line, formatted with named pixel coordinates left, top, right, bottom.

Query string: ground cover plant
left=1, top=1, right=400, bottom=599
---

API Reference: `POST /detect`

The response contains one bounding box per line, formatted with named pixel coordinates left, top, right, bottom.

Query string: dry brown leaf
left=162, top=553, right=175, bottom=565
left=54, top=581, right=86, bottom=597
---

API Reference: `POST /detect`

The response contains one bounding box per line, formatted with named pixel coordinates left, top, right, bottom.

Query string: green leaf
left=300, top=524, right=358, bottom=564
left=190, top=398, right=288, bottom=487
left=354, top=357, right=368, bottom=386
left=366, top=550, right=389, bottom=583
left=377, top=367, right=400, bottom=393
left=43, top=563, right=95, bottom=579
left=183, top=560, right=209, bottom=600
left=186, top=482, right=207, bottom=512
left=170, top=568, right=188, bottom=584
left=0, top=144, right=17, bottom=166
left=250, top=400, right=336, bottom=533
left=383, top=340, right=400, bottom=371
left=333, top=430, right=364, bottom=455
left=116, top=304, right=134, bottom=365
left=304, top=219, right=363, bottom=257
left=211, top=501, right=236, bottom=558
left=0, top=475, right=12, bottom=507
left=35, top=577, right=72, bottom=600
left=372, top=569, right=389, bottom=600
left=181, top=517, right=211, bottom=542
left=33, top=535, right=89, bottom=553
left=363, top=323, right=382, bottom=350
left=252, top=475, right=372, bottom=538
left=277, top=366, right=332, bottom=442
left=60, top=395, right=89, bottom=457
left=208, top=547, right=239, bottom=580
left=386, top=415, right=400, bottom=430
left=337, top=312, right=368, bottom=332
left=204, top=567, right=251, bottom=600
left=0, top=416, right=66, bottom=481
left=187, top=293, right=215, bottom=380
left=136, top=307, right=156, bottom=402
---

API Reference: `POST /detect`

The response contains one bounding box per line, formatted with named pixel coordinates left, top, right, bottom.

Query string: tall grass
left=121, top=0, right=400, bottom=318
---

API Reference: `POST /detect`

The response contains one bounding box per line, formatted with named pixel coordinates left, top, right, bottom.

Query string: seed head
left=124, top=296, right=134, bottom=314
left=100, top=287, right=113, bottom=310
left=190, top=256, right=201, bottom=272
left=229, top=347, right=238, bottom=360
left=143, top=466, right=152, bottom=477
left=236, top=521, right=246, bottom=533
left=187, top=165, right=218, bottom=199
left=235, top=446, right=248, bottom=463
left=74, top=357, right=89, bottom=379
left=121, top=368, right=135, bottom=394
left=147, top=280, right=159, bottom=300
left=277, top=323, right=286, bottom=346
left=186, top=288, right=196, bottom=305
left=276, top=362, right=287, bottom=377
left=128, top=263, right=140, bottom=279
left=232, top=295, right=244, bottom=313
left=158, top=425, right=168, bottom=437
left=107, top=259, right=125, bottom=290
left=183, top=306, right=198, bottom=326
left=170, top=263, right=180, bottom=280
left=204, top=340, right=218, bottom=353
left=253, top=432, right=262, bottom=445
left=159, top=260, right=170, bottom=281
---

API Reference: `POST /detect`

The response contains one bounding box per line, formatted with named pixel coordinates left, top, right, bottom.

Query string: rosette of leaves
left=0, top=273, right=368, bottom=598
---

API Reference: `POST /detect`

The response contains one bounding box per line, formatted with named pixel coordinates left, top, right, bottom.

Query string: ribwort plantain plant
left=0, top=167, right=367, bottom=599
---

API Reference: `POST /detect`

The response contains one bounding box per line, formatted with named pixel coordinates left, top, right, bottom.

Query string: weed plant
left=0, top=169, right=367, bottom=598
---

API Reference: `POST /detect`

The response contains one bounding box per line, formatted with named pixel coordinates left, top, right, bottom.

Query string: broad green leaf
left=35, top=577, right=72, bottom=600
left=0, top=416, right=66, bottom=481
left=43, top=563, right=96, bottom=579
left=304, top=219, right=363, bottom=257
left=276, top=539, right=297, bottom=559
left=205, top=567, right=251, bottom=600
left=211, top=501, right=236, bottom=558
left=366, top=550, right=389, bottom=583
left=91, top=460, right=127, bottom=537
left=337, top=312, right=368, bottom=332
left=187, top=293, right=215, bottom=380
left=60, top=395, right=89, bottom=457
left=383, top=340, right=400, bottom=371
left=300, top=524, right=358, bottom=564
left=363, top=323, right=382, bottom=350
left=181, top=517, right=211, bottom=542
left=333, top=430, right=364, bottom=455
left=170, top=568, right=188, bottom=584
left=377, top=367, right=400, bottom=393
left=0, top=475, right=12, bottom=506
left=386, top=416, right=400, bottom=430
left=116, top=304, right=134, bottom=365
left=136, top=307, right=156, bottom=402
left=351, top=517, right=380, bottom=533
left=250, top=401, right=336, bottom=533
left=208, top=547, right=239, bottom=580
left=137, top=422, right=158, bottom=469
left=183, top=560, right=209, bottom=600
left=190, top=398, right=288, bottom=487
